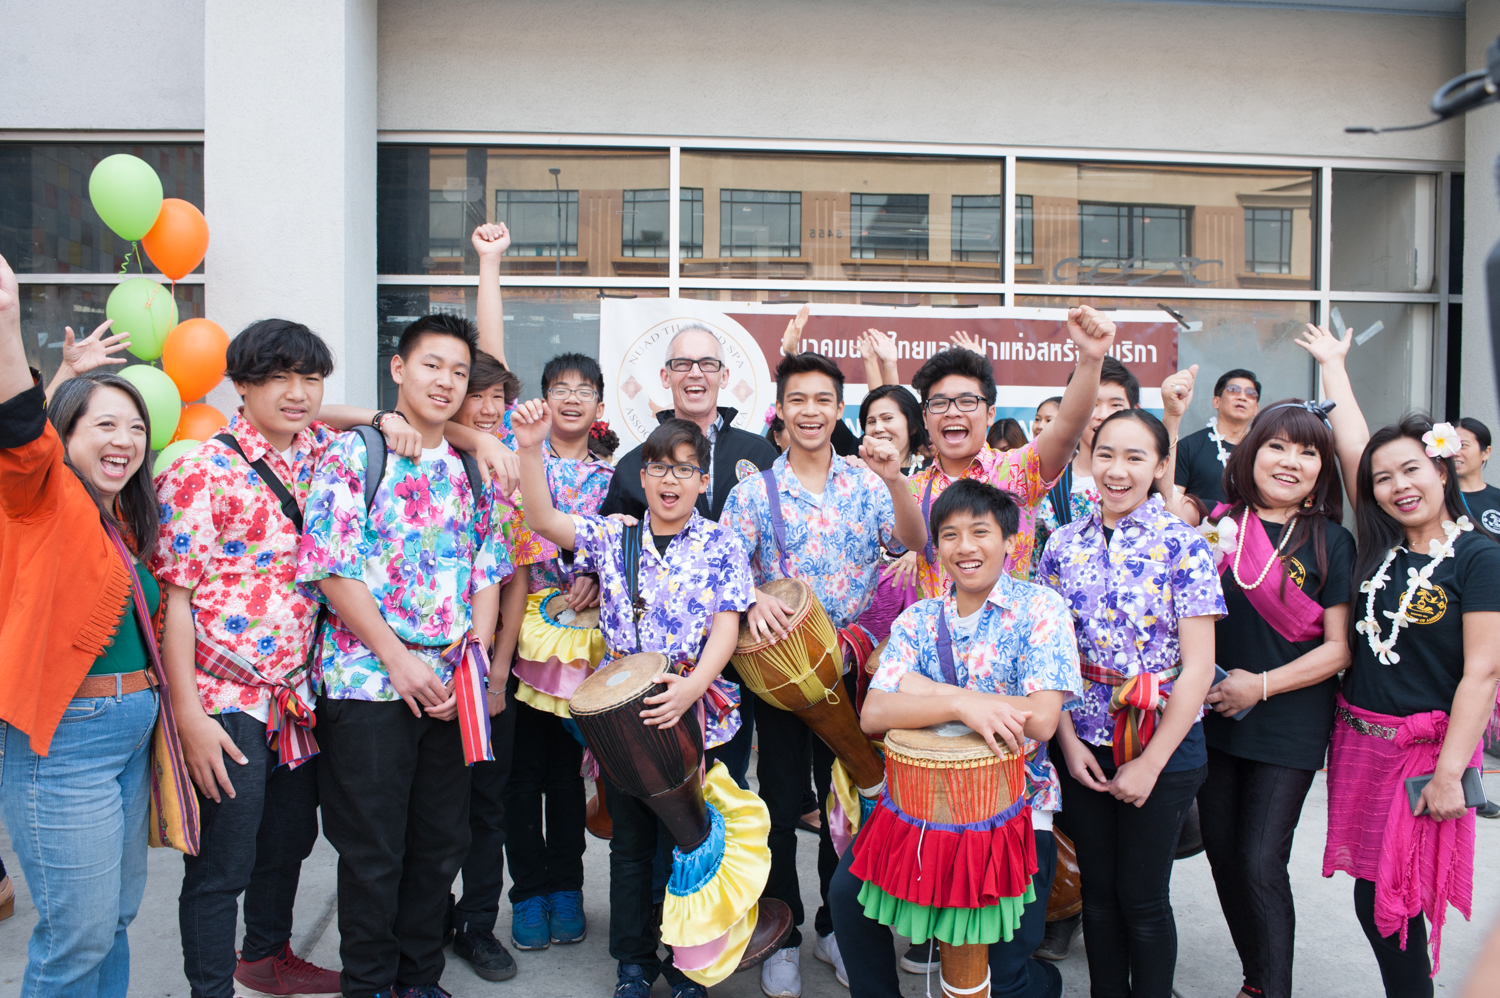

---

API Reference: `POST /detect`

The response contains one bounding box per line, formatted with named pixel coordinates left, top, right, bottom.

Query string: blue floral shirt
left=295, top=435, right=514, bottom=700
left=719, top=453, right=903, bottom=629
left=870, top=574, right=1083, bottom=812
left=1035, top=494, right=1225, bottom=746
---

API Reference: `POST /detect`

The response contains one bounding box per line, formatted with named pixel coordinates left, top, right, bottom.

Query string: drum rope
left=940, top=968, right=991, bottom=997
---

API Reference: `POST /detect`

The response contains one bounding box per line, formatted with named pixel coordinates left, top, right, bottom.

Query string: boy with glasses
left=1174, top=368, right=1260, bottom=507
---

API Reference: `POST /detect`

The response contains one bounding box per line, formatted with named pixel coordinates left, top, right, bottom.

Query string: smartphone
left=1211, top=664, right=1254, bottom=720
left=1404, top=767, right=1488, bottom=816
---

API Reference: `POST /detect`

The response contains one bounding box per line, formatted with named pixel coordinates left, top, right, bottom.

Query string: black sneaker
left=454, top=927, right=518, bottom=982
left=1034, top=913, right=1081, bottom=961
left=1479, top=799, right=1500, bottom=819
left=899, top=940, right=939, bottom=973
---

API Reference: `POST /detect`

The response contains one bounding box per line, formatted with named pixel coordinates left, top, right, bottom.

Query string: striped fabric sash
left=194, top=636, right=318, bottom=770
left=1079, top=660, right=1183, bottom=766
left=441, top=632, right=494, bottom=765
left=676, top=660, right=740, bottom=723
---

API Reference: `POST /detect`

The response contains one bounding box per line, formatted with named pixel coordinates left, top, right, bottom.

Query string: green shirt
left=88, top=562, right=160, bottom=676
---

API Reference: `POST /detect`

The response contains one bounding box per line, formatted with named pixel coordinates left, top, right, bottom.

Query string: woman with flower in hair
left=1193, top=399, right=1355, bottom=998
left=1297, top=323, right=1500, bottom=996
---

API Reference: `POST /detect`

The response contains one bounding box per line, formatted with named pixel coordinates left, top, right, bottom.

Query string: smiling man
left=1175, top=368, right=1260, bottom=507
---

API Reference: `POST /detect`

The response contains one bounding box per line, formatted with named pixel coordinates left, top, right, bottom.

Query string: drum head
left=735, top=578, right=811, bottom=651
left=885, top=721, right=1016, bottom=763
left=570, top=653, right=668, bottom=716
left=543, top=591, right=602, bottom=631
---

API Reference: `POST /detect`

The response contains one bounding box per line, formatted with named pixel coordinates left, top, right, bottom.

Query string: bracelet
left=1262, top=671, right=1269, bottom=702
left=372, top=409, right=407, bottom=432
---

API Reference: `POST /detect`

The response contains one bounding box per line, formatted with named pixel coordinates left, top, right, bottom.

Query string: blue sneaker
left=511, top=894, right=552, bottom=950
left=396, top=986, right=452, bottom=998
left=671, top=979, right=707, bottom=998
left=548, top=889, right=587, bottom=944
left=614, top=962, right=652, bottom=998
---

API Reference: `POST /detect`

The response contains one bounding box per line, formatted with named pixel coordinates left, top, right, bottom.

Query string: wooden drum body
left=731, top=579, right=885, bottom=791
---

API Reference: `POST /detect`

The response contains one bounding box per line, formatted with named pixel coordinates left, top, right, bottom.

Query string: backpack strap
left=457, top=450, right=485, bottom=511
left=351, top=425, right=387, bottom=513
left=214, top=434, right=304, bottom=532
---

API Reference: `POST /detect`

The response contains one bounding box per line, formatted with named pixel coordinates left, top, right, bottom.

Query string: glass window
left=1245, top=208, right=1293, bottom=274
left=1335, top=301, right=1436, bottom=430
left=1448, top=173, right=1463, bottom=296
left=19, top=283, right=206, bottom=387
left=0, top=142, right=205, bottom=274
left=621, top=188, right=704, bottom=258
left=680, top=151, right=1002, bottom=282
left=679, top=289, right=999, bottom=307
left=1016, top=160, right=1315, bottom=290
left=377, top=146, right=669, bottom=278
left=1331, top=172, right=1436, bottom=293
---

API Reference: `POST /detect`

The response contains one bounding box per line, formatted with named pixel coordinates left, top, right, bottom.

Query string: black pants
left=829, top=828, right=1062, bottom=998
left=1058, top=745, right=1205, bottom=998
left=1197, top=748, right=1316, bottom=998
left=179, top=710, right=320, bottom=998
left=503, top=695, right=585, bottom=905
left=452, top=680, right=519, bottom=933
left=1353, top=878, right=1433, bottom=998
left=754, top=675, right=847, bottom=949
left=318, top=697, right=472, bottom=998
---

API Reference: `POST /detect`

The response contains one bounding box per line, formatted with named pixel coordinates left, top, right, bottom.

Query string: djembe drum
left=849, top=722, right=1039, bottom=998
left=731, top=579, right=885, bottom=794
left=569, top=653, right=791, bottom=986
left=514, top=589, right=606, bottom=717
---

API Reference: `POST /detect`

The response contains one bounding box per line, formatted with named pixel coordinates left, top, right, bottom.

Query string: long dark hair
left=1092, top=408, right=1171, bottom=496
left=1214, top=399, right=1343, bottom=597
left=48, top=373, right=160, bottom=558
left=859, top=384, right=928, bottom=458
left=1351, top=415, right=1487, bottom=592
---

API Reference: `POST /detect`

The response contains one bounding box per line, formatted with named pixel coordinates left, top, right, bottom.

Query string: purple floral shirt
left=1036, top=494, right=1225, bottom=746
left=871, top=574, right=1083, bottom=812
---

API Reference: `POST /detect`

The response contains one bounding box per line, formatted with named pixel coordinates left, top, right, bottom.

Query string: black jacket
left=601, top=406, right=780, bottom=522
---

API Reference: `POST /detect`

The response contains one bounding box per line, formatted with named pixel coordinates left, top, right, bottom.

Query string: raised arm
left=512, top=398, right=576, bottom=550
left=866, top=328, right=900, bottom=385
left=857, top=331, right=884, bottom=388
left=44, top=319, right=131, bottom=402
left=1294, top=322, right=1367, bottom=502
left=859, top=435, right=927, bottom=554
left=473, top=223, right=511, bottom=365
left=780, top=305, right=810, bottom=357
left=1034, top=306, right=1116, bottom=482
left=0, top=254, right=32, bottom=403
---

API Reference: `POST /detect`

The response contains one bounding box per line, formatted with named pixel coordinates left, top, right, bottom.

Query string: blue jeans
left=0, top=686, right=158, bottom=998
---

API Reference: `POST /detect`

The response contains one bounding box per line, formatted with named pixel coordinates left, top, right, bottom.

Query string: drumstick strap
left=761, top=469, right=793, bottom=578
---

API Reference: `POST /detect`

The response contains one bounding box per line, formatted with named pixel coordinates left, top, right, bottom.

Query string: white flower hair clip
left=1423, top=422, right=1461, bottom=459
left=1197, top=515, right=1238, bottom=562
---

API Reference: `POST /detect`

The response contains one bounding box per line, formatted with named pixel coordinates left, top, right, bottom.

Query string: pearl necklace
left=1230, top=508, right=1297, bottom=591
left=1207, top=417, right=1232, bottom=467
left=1355, top=516, right=1472, bottom=665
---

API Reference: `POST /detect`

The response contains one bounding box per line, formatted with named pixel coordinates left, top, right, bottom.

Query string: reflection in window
left=721, top=190, right=801, bottom=257
left=1245, top=208, right=1293, bottom=274
left=622, top=188, right=704, bottom=258
left=495, top=189, right=579, bottom=257
left=851, top=194, right=929, bottom=260
left=1079, top=203, right=1190, bottom=265
left=952, top=195, right=1001, bottom=262
left=1016, top=195, right=1034, bottom=266
left=429, top=188, right=479, bottom=264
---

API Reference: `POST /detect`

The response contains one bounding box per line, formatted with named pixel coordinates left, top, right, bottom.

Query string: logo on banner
left=613, top=316, right=769, bottom=446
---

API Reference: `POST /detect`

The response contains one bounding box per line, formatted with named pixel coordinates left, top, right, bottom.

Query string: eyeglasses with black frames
left=643, top=462, right=708, bottom=479
left=664, top=357, right=725, bottom=374
left=923, top=394, right=987, bottom=414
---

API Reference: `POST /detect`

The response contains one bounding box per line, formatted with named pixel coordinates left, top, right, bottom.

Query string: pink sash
left=1211, top=503, right=1324, bottom=644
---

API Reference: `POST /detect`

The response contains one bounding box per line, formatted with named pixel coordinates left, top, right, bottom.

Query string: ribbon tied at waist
left=1079, top=659, right=1183, bottom=766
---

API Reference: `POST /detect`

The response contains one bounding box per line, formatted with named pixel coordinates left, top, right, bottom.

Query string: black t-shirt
left=1175, top=426, right=1232, bottom=508
left=1205, top=515, right=1356, bottom=770
left=651, top=531, right=674, bottom=557
left=1343, top=528, right=1500, bottom=717
left=1462, top=485, right=1500, bottom=536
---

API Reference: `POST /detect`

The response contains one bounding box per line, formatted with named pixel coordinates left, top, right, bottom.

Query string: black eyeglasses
left=644, top=462, right=707, bottom=479
left=924, top=394, right=986, bottom=414
left=665, top=357, right=725, bottom=374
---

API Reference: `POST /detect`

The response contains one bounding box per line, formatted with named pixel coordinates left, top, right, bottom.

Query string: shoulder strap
left=215, top=434, right=303, bottom=533
left=457, top=450, right=484, bottom=511
left=920, top=474, right=937, bottom=566
left=622, top=520, right=645, bottom=653
left=761, top=468, right=792, bottom=577
left=350, top=425, right=386, bottom=513
left=934, top=600, right=962, bottom=686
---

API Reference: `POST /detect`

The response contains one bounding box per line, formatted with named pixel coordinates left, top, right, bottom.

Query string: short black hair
left=911, top=347, right=997, bottom=405
left=1214, top=368, right=1261, bottom=398
left=1099, top=356, right=1140, bottom=407
left=225, top=319, right=334, bottom=386
left=642, top=418, right=711, bottom=470
left=774, top=351, right=844, bottom=404
left=396, top=313, right=477, bottom=363
left=929, top=479, right=1021, bottom=539
left=542, top=352, right=604, bottom=394
left=1460, top=416, right=1492, bottom=451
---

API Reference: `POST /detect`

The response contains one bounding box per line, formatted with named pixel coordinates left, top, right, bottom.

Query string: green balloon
left=119, top=364, right=182, bottom=450
left=107, top=278, right=179, bottom=360
left=89, top=154, right=164, bottom=242
left=154, top=438, right=202, bottom=472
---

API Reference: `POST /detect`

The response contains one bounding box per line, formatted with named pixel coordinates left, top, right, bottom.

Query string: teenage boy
left=512, top=403, right=756, bottom=998
left=1174, top=367, right=1260, bottom=507
left=296, top=314, right=515, bottom=998
left=719, top=351, right=928, bottom=998
left=828, top=480, right=1083, bottom=998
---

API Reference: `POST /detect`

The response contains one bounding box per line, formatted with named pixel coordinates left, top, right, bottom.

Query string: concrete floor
left=1, top=759, right=1497, bottom=997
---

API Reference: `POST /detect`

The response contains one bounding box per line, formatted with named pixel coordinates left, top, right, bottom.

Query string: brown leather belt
left=74, top=670, right=155, bottom=699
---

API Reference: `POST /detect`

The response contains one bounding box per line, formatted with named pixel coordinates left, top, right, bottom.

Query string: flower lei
left=1206, top=417, right=1231, bottom=467
left=1355, top=516, right=1473, bottom=664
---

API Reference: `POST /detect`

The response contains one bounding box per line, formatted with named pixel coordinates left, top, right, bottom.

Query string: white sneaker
left=760, top=945, right=802, bottom=997
left=814, top=932, right=848, bottom=988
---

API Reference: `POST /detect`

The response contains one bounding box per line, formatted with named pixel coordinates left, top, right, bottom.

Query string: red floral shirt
left=150, top=413, right=335, bottom=716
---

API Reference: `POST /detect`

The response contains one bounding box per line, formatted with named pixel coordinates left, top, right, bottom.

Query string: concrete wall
left=0, top=0, right=204, bottom=129
left=378, top=0, right=1465, bottom=161
left=1462, top=0, right=1500, bottom=483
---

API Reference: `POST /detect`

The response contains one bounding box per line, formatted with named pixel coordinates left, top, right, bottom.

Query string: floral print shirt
left=151, top=412, right=334, bottom=716
left=871, top=575, right=1083, bottom=812
left=909, top=442, right=1056, bottom=594
left=1036, top=494, right=1226, bottom=746
left=295, top=434, right=514, bottom=700
left=719, top=452, right=903, bottom=630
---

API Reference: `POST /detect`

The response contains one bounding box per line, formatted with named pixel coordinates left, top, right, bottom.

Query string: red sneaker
left=233, top=943, right=341, bottom=998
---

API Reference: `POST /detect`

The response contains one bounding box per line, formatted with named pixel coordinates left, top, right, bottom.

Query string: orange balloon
left=172, top=403, right=228, bottom=445
left=162, top=318, right=230, bottom=401
left=142, top=198, right=209, bottom=281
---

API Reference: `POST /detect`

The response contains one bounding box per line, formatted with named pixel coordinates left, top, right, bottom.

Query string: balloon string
left=118, top=244, right=132, bottom=276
